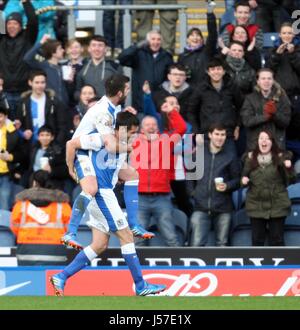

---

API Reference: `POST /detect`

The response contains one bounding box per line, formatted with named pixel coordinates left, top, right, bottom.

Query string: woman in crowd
left=241, top=130, right=296, bottom=246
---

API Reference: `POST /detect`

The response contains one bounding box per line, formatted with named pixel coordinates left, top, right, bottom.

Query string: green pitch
left=1, top=297, right=300, bottom=310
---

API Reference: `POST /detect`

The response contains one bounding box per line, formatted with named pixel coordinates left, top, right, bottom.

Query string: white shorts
left=86, top=188, right=128, bottom=234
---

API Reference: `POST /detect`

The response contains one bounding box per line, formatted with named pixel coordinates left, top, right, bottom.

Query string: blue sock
left=59, top=246, right=97, bottom=280
left=124, top=181, right=139, bottom=229
left=68, top=192, right=92, bottom=235
left=121, top=243, right=144, bottom=290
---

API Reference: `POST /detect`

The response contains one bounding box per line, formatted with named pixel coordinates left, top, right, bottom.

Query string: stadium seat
left=230, top=208, right=252, bottom=246
left=0, top=227, right=16, bottom=247
left=288, top=183, right=300, bottom=203
left=284, top=203, right=300, bottom=246
left=263, top=32, right=279, bottom=48
left=0, top=210, right=16, bottom=247
left=261, top=32, right=279, bottom=66
left=0, top=209, right=11, bottom=226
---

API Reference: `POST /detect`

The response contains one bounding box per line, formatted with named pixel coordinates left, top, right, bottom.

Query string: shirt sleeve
left=95, top=112, right=114, bottom=135
left=80, top=133, right=103, bottom=151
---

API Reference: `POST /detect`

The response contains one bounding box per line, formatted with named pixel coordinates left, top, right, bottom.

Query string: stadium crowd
left=1, top=0, right=300, bottom=253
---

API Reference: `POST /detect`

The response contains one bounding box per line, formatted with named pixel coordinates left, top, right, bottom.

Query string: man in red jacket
left=131, top=97, right=186, bottom=246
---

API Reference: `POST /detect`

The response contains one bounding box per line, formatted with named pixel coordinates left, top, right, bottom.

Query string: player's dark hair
left=115, top=111, right=139, bottom=130
left=105, top=74, right=130, bottom=97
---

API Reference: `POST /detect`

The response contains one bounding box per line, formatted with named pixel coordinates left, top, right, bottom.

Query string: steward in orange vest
left=10, top=170, right=71, bottom=265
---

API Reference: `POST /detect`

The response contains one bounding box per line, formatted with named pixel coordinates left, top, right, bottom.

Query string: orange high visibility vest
left=11, top=200, right=71, bottom=245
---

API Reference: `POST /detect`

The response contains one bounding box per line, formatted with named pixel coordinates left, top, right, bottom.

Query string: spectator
left=241, top=68, right=291, bottom=150
left=118, top=30, right=173, bottom=113
left=75, top=35, right=120, bottom=99
left=4, top=0, right=56, bottom=42
left=54, top=0, right=68, bottom=45
left=0, top=73, right=10, bottom=119
left=152, top=63, right=194, bottom=124
left=188, top=56, right=243, bottom=155
left=131, top=99, right=187, bottom=246
left=0, top=0, right=8, bottom=11
left=23, top=34, right=70, bottom=107
left=178, top=2, right=217, bottom=87
left=221, top=1, right=264, bottom=51
left=241, top=130, right=296, bottom=246
left=10, top=170, right=71, bottom=265
left=143, top=82, right=193, bottom=218
left=102, top=0, right=133, bottom=58
left=219, top=24, right=262, bottom=71
left=0, top=107, right=24, bottom=210
left=222, top=41, right=257, bottom=156
left=0, top=0, right=38, bottom=120
left=255, top=0, right=283, bottom=33
left=64, top=39, right=85, bottom=72
left=220, top=0, right=257, bottom=32
left=15, top=70, right=67, bottom=148
left=223, top=41, right=256, bottom=97
left=73, top=84, right=97, bottom=121
left=190, top=123, right=240, bottom=246
left=266, top=22, right=300, bottom=146
left=134, top=0, right=178, bottom=54
left=27, top=125, right=68, bottom=190
left=63, top=39, right=86, bottom=107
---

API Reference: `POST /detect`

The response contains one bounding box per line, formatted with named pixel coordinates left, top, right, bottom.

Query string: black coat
left=0, top=1, right=38, bottom=93
left=187, top=74, right=243, bottom=135
left=193, top=142, right=241, bottom=213
left=266, top=45, right=300, bottom=96
left=178, top=13, right=218, bottom=87
left=16, top=90, right=67, bottom=145
left=118, top=45, right=173, bottom=112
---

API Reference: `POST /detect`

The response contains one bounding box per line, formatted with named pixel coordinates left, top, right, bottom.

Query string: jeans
left=138, top=194, right=180, bottom=246
left=190, top=211, right=231, bottom=246
left=0, top=175, right=13, bottom=210
left=102, top=0, right=132, bottom=49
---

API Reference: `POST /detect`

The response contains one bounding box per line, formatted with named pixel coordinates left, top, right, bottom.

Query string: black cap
left=6, top=12, right=23, bottom=26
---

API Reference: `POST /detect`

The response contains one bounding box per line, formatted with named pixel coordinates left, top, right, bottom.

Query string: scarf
left=257, top=153, right=272, bottom=168
left=226, top=55, right=246, bottom=72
